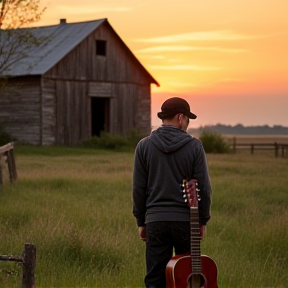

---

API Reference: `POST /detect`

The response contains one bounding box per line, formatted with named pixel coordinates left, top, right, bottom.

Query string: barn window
left=96, top=40, right=107, bottom=56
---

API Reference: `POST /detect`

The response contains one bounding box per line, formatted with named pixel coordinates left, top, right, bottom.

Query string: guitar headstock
left=181, top=179, right=200, bottom=208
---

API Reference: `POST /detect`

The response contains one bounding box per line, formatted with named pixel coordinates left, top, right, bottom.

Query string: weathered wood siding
left=53, top=79, right=89, bottom=145
left=41, top=78, right=56, bottom=145
left=136, top=85, right=151, bottom=136
left=109, top=83, right=151, bottom=136
left=0, top=77, right=41, bottom=145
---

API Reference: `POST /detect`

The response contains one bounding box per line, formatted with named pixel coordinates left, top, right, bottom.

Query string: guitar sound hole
left=187, top=273, right=205, bottom=288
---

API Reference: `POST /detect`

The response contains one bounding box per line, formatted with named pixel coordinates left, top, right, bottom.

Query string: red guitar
left=166, top=179, right=218, bottom=288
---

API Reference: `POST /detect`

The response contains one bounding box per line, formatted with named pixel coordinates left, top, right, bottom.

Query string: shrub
left=199, top=129, right=230, bottom=153
left=81, top=132, right=128, bottom=149
left=0, top=124, right=14, bottom=146
left=125, top=129, right=143, bottom=147
left=80, top=130, right=143, bottom=150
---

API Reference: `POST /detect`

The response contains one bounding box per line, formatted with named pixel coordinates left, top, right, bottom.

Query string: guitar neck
left=190, top=207, right=201, bottom=274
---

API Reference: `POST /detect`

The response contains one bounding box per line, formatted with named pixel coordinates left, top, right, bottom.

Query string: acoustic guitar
left=166, top=179, right=218, bottom=288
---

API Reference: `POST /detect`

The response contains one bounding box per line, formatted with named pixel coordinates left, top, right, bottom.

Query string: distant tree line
left=188, top=124, right=288, bottom=135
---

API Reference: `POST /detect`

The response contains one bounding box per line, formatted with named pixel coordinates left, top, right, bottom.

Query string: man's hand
left=200, top=225, right=206, bottom=240
left=138, top=226, right=147, bottom=242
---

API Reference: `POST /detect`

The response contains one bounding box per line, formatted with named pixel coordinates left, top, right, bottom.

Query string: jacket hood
left=149, top=125, right=193, bottom=153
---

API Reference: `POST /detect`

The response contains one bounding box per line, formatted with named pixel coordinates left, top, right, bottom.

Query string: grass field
left=0, top=144, right=288, bottom=287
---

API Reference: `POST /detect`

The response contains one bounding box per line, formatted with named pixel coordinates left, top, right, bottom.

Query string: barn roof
left=1, top=18, right=159, bottom=86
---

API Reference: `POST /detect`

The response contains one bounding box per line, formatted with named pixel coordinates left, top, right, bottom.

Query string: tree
left=0, top=0, right=46, bottom=78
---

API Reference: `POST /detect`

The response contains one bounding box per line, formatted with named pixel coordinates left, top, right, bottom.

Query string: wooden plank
left=0, top=143, right=13, bottom=154
left=41, top=78, right=56, bottom=145
left=0, top=255, right=22, bottom=262
left=89, top=82, right=112, bottom=97
left=0, top=77, right=41, bottom=145
left=6, top=149, right=17, bottom=182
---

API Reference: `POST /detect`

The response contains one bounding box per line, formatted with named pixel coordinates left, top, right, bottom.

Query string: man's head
left=157, top=97, right=197, bottom=120
left=157, top=97, right=197, bottom=131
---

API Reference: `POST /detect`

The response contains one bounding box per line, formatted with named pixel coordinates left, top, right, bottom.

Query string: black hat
left=157, top=97, right=197, bottom=120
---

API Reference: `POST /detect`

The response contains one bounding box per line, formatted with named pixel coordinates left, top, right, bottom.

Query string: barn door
left=91, top=97, right=110, bottom=136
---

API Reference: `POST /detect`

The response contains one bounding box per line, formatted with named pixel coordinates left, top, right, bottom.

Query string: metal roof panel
left=1, top=19, right=106, bottom=76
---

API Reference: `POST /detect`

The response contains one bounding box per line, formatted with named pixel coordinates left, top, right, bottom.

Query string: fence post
left=274, top=142, right=278, bottom=158
left=22, top=243, right=36, bottom=288
left=6, top=145, right=17, bottom=182
left=251, top=144, right=254, bottom=154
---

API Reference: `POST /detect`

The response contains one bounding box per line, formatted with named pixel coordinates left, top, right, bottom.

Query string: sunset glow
left=38, top=0, right=288, bottom=128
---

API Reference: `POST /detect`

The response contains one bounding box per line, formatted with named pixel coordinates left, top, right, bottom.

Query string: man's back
left=133, top=125, right=211, bottom=226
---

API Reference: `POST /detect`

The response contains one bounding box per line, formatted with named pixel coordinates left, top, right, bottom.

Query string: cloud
left=135, top=30, right=265, bottom=43
left=136, top=46, right=193, bottom=53
left=55, top=4, right=133, bottom=15
left=218, top=77, right=246, bottom=82
left=137, top=55, right=166, bottom=60
left=207, top=78, right=247, bottom=86
left=166, top=82, right=201, bottom=88
left=135, top=45, right=248, bottom=54
left=148, top=65, right=221, bottom=71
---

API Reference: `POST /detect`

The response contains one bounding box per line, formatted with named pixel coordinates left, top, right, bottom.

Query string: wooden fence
left=230, top=138, right=288, bottom=157
left=0, top=243, right=36, bottom=288
left=0, top=142, right=17, bottom=189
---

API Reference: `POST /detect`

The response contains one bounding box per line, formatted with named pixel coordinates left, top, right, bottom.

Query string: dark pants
left=145, top=221, right=190, bottom=288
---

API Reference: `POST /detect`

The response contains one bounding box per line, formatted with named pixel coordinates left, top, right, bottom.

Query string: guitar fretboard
left=190, top=207, right=201, bottom=274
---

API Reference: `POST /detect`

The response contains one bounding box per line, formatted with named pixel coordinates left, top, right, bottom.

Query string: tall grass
left=0, top=145, right=288, bottom=287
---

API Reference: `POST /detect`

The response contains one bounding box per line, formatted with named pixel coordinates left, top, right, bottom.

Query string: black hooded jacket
left=132, top=125, right=211, bottom=227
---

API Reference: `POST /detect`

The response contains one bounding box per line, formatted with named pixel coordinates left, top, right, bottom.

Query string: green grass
left=0, top=145, right=288, bottom=287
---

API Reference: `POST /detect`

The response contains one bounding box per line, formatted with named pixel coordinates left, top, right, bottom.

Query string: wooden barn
left=0, top=18, right=159, bottom=145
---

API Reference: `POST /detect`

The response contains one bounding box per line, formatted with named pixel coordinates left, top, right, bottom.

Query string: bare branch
left=0, top=0, right=46, bottom=29
left=0, top=0, right=47, bottom=88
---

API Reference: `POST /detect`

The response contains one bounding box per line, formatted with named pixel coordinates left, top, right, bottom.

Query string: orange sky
left=38, top=0, right=288, bottom=128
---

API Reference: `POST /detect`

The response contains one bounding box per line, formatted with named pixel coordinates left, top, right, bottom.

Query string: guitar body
left=166, top=254, right=218, bottom=288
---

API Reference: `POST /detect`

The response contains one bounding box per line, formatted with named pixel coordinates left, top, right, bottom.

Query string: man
left=132, top=97, right=212, bottom=288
